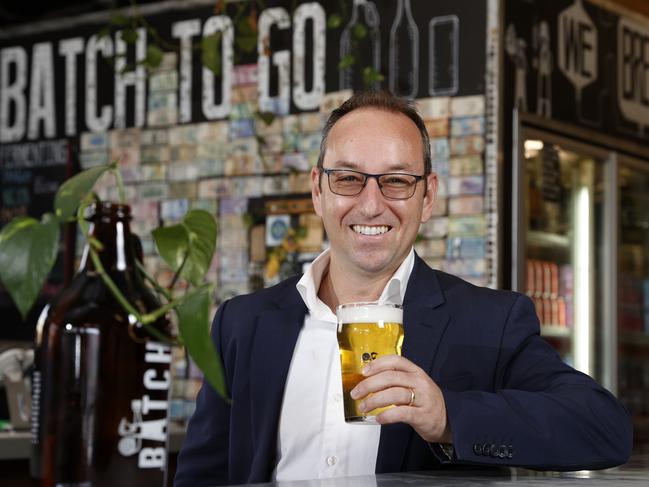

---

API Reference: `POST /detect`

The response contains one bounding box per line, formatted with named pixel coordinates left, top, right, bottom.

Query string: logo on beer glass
left=362, top=352, right=378, bottom=363
left=336, top=302, right=404, bottom=424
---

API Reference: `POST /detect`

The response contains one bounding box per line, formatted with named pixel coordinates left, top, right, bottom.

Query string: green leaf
left=237, top=15, right=255, bottom=37
left=362, top=66, right=385, bottom=88
left=120, top=63, right=135, bottom=75
left=122, top=28, right=139, bottom=44
left=98, top=25, right=112, bottom=39
left=0, top=214, right=60, bottom=319
left=201, top=33, right=222, bottom=76
left=152, top=223, right=189, bottom=273
left=353, top=23, right=368, bottom=39
left=110, top=14, right=130, bottom=26
left=255, top=110, right=275, bottom=126
left=235, top=16, right=258, bottom=53
left=181, top=210, right=217, bottom=286
left=338, top=53, right=355, bottom=70
left=236, top=34, right=257, bottom=53
left=145, top=44, right=163, bottom=69
left=54, top=165, right=109, bottom=222
left=152, top=210, right=216, bottom=287
left=176, top=286, right=228, bottom=400
left=327, top=14, right=342, bottom=29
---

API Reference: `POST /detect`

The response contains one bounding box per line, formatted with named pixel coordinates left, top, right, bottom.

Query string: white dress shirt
left=272, top=248, right=415, bottom=481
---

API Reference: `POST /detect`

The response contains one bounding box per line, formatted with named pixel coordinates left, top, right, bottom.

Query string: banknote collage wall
left=77, top=58, right=490, bottom=308
left=1, top=0, right=492, bottom=302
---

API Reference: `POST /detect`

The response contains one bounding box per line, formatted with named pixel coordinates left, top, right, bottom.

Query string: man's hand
left=350, top=355, right=452, bottom=443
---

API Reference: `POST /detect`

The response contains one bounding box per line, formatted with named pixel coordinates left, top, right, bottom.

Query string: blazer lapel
left=249, top=286, right=307, bottom=479
left=376, top=256, right=451, bottom=473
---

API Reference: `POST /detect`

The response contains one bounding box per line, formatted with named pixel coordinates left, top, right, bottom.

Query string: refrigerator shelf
left=527, top=230, right=571, bottom=249
left=540, top=325, right=572, bottom=338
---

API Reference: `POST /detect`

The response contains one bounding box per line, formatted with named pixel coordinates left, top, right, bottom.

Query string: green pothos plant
left=103, top=0, right=383, bottom=100
left=0, top=161, right=228, bottom=401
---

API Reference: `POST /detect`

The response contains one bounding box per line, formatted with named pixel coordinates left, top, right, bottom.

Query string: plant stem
left=112, top=165, right=126, bottom=204
left=88, top=246, right=175, bottom=344
left=141, top=299, right=178, bottom=325
left=140, top=284, right=211, bottom=342
left=128, top=0, right=179, bottom=52
left=87, top=246, right=142, bottom=319
left=168, top=251, right=189, bottom=291
left=233, top=1, right=246, bottom=24
left=136, top=260, right=173, bottom=301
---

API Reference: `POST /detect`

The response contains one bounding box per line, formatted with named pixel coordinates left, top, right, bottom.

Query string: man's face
left=311, top=107, right=437, bottom=279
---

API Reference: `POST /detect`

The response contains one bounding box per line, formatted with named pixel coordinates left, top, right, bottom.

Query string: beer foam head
left=336, top=302, right=403, bottom=324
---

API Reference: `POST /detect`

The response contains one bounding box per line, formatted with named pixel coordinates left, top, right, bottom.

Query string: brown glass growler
left=30, top=202, right=172, bottom=487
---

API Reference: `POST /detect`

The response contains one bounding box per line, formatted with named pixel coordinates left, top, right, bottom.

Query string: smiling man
left=174, top=91, right=632, bottom=487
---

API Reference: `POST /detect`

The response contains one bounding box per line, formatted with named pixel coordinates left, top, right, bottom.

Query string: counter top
left=3, top=427, right=647, bottom=486
left=227, top=457, right=649, bottom=487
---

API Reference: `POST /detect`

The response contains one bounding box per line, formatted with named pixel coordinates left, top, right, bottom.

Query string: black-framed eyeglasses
left=320, top=168, right=426, bottom=200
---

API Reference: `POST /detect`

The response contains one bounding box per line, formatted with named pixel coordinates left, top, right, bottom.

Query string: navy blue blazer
left=174, top=256, right=632, bottom=486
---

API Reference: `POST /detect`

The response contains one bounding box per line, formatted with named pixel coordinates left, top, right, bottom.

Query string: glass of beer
left=336, top=302, right=404, bottom=424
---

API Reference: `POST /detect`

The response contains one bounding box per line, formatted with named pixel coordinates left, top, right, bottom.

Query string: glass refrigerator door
left=513, top=129, right=610, bottom=380
left=617, top=160, right=649, bottom=454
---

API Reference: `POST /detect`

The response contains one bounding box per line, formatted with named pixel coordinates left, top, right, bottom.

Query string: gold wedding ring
left=408, top=388, right=416, bottom=407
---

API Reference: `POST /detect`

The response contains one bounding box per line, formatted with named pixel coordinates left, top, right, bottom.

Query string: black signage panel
left=0, top=0, right=486, bottom=146
left=505, top=0, right=649, bottom=145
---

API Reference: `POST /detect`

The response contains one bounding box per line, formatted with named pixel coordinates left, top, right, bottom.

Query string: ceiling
left=0, top=0, right=162, bottom=29
left=2, top=1, right=648, bottom=32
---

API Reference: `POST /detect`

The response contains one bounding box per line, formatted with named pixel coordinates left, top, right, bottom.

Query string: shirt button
left=334, top=393, right=342, bottom=403
left=326, top=456, right=337, bottom=466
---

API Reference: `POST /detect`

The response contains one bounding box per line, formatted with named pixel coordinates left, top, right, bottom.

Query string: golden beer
left=336, top=303, right=404, bottom=424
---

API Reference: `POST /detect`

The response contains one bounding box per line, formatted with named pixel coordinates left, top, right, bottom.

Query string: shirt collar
left=296, top=249, right=334, bottom=320
left=379, top=247, right=415, bottom=305
left=296, top=247, right=415, bottom=321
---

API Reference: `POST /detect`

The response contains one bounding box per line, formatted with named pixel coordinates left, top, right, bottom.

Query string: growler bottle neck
left=80, top=202, right=137, bottom=273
